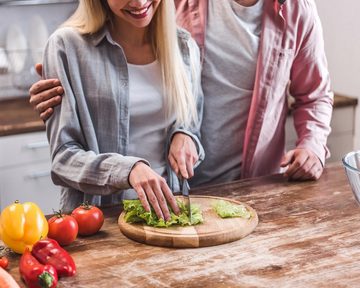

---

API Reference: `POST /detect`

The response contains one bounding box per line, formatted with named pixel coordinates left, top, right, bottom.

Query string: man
left=29, top=0, right=333, bottom=186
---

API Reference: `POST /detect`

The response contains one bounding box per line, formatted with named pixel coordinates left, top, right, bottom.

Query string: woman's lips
left=125, top=4, right=151, bottom=19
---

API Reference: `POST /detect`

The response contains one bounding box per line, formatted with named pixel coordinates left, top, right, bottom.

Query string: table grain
left=3, top=163, right=360, bottom=287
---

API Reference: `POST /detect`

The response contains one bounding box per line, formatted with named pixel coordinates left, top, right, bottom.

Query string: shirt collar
left=90, top=24, right=117, bottom=47
left=90, top=24, right=191, bottom=50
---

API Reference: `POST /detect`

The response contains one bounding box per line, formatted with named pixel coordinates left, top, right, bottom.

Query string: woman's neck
left=110, top=17, right=150, bottom=47
left=109, top=19, right=155, bottom=65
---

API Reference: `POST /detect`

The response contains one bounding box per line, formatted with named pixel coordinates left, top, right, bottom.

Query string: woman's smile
left=124, top=3, right=152, bottom=19
left=108, top=0, right=160, bottom=28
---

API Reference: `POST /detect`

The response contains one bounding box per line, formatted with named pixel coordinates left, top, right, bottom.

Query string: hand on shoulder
left=29, top=63, right=63, bottom=121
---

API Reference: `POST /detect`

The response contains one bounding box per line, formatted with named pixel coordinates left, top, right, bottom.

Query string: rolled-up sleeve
left=169, top=35, right=205, bottom=167
left=43, top=29, right=149, bottom=196
left=289, top=1, right=333, bottom=165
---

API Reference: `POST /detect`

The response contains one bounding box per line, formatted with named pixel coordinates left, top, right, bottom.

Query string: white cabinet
left=285, top=106, right=356, bottom=163
left=0, top=131, right=60, bottom=214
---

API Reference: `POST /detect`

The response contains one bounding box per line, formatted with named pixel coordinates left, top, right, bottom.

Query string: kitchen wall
left=0, top=1, right=77, bottom=98
left=315, top=0, right=360, bottom=149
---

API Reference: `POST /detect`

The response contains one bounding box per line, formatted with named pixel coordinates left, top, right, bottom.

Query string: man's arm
left=282, top=1, right=333, bottom=181
left=29, top=63, right=63, bottom=121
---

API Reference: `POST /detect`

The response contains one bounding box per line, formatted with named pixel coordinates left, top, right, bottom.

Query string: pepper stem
left=38, top=271, right=54, bottom=288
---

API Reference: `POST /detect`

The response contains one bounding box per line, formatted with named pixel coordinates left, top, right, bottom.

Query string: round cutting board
left=118, top=195, right=258, bottom=248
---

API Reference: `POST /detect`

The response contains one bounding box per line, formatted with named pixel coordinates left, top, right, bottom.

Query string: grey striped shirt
left=43, top=25, right=204, bottom=212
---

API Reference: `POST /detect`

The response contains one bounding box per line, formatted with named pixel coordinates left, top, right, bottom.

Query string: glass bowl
left=342, top=151, right=360, bottom=203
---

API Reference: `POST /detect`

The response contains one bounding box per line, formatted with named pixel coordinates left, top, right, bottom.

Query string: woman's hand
left=129, top=162, right=180, bottom=221
left=29, top=63, right=63, bottom=121
left=280, top=148, right=324, bottom=180
left=168, top=133, right=199, bottom=179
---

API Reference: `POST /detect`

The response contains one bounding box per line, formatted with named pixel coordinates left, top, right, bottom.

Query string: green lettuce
left=122, top=199, right=203, bottom=228
left=212, top=200, right=251, bottom=219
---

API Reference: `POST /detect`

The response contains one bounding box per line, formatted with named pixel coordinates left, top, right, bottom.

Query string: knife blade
left=181, top=177, right=192, bottom=223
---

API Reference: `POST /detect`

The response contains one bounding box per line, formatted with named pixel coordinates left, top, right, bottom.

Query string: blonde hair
left=63, top=0, right=198, bottom=128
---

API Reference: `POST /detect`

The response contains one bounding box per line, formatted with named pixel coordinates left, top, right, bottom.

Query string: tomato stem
left=80, top=201, right=92, bottom=210
left=52, top=209, right=64, bottom=218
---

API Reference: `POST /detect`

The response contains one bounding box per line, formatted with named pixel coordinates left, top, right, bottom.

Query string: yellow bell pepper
left=0, top=201, right=48, bottom=254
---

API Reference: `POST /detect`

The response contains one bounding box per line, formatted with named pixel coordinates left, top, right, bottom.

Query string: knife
left=181, top=177, right=192, bottom=223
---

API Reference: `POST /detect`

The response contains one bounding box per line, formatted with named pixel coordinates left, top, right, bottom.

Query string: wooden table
left=4, top=163, right=360, bottom=287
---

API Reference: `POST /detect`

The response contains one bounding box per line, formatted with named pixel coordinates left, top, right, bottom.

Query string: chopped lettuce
left=122, top=199, right=203, bottom=227
left=212, top=200, right=251, bottom=219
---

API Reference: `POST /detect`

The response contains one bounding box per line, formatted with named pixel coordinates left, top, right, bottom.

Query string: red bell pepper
left=31, top=238, right=76, bottom=277
left=19, top=248, right=58, bottom=288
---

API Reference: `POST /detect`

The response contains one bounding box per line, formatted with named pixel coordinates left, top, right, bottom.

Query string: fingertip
left=43, top=112, right=50, bottom=121
left=281, top=156, right=290, bottom=165
left=154, top=205, right=165, bottom=220
left=173, top=207, right=180, bottom=216
left=188, top=166, right=194, bottom=178
left=55, top=95, right=62, bottom=103
left=180, top=168, right=189, bottom=179
left=57, top=87, right=64, bottom=94
left=44, top=108, right=53, bottom=120
left=35, top=63, right=43, bottom=76
left=170, top=201, right=180, bottom=215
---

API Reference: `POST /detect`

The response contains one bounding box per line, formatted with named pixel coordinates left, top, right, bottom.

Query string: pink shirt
left=175, top=0, right=333, bottom=178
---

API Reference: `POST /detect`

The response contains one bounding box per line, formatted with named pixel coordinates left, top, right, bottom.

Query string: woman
left=43, top=0, right=204, bottom=221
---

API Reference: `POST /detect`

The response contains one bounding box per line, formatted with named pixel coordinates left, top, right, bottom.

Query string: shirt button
left=122, top=81, right=128, bottom=88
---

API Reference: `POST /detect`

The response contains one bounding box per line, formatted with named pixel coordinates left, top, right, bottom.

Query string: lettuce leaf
left=212, top=200, right=251, bottom=219
left=122, top=199, right=203, bottom=227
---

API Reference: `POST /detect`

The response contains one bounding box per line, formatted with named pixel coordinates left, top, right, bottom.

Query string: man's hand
left=168, top=133, right=199, bottom=179
left=129, top=162, right=180, bottom=221
left=280, top=148, right=323, bottom=180
left=29, top=63, right=63, bottom=121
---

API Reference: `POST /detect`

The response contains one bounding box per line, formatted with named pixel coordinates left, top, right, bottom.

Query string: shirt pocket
left=265, top=48, right=295, bottom=96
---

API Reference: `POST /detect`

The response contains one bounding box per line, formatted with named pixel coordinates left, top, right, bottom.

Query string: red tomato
left=71, top=203, right=104, bottom=236
left=48, top=212, right=78, bottom=246
left=0, top=256, right=9, bottom=269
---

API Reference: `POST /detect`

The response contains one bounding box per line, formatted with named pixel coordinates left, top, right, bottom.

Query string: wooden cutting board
left=118, top=195, right=258, bottom=248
